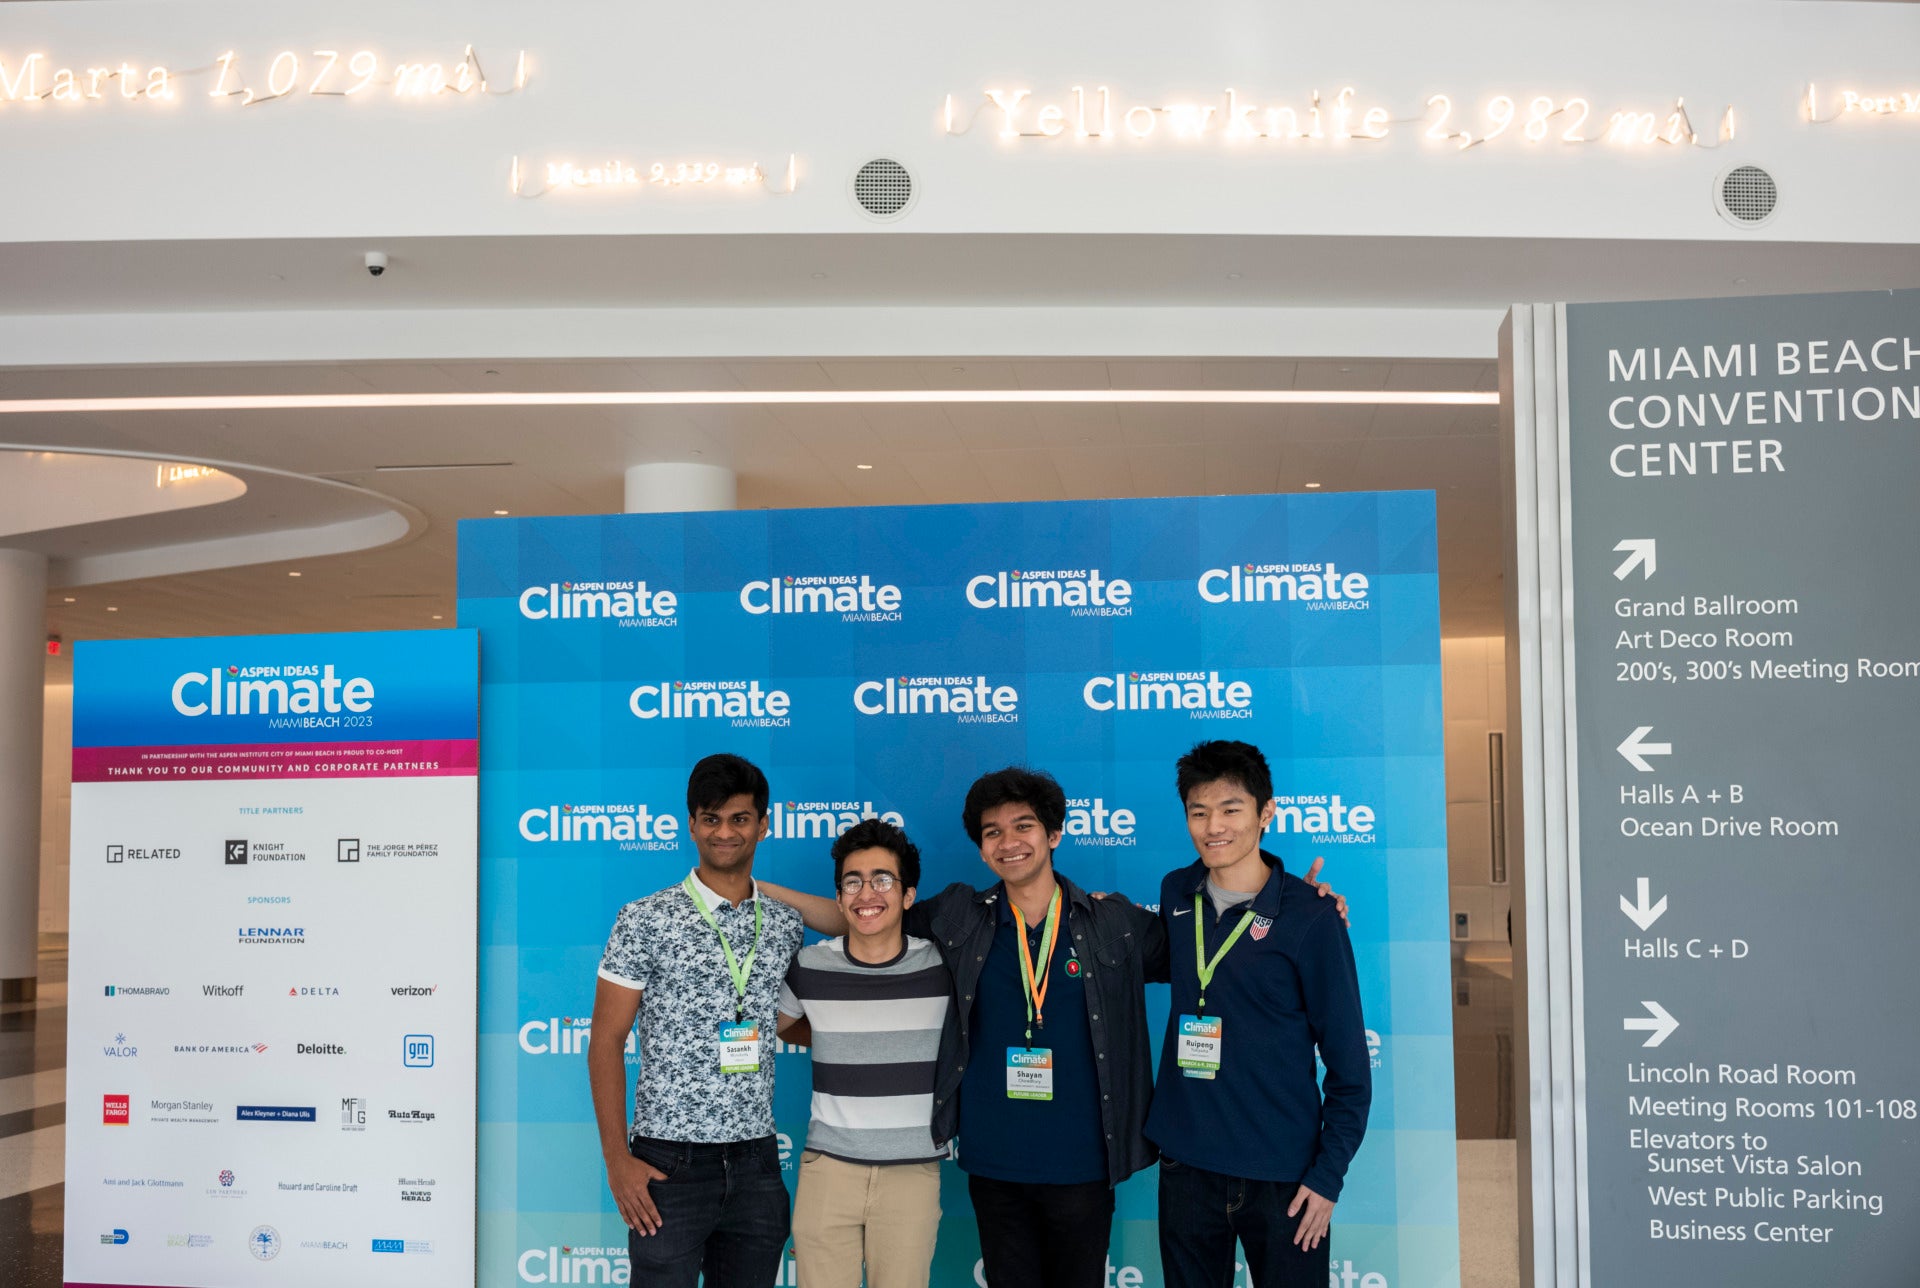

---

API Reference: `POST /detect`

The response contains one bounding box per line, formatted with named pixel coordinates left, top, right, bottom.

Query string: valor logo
left=172, top=663, right=375, bottom=720
left=1267, top=795, right=1377, bottom=843
left=1197, top=562, right=1372, bottom=610
left=628, top=679, right=792, bottom=726
left=740, top=573, right=902, bottom=622
left=1063, top=798, right=1137, bottom=847
left=519, top=802, right=679, bottom=849
left=852, top=675, right=1019, bottom=723
left=102, top=1032, right=139, bottom=1059
left=966, top=568, right=1133, bottom=616
left=519, top=579, right=678, bottom=627
left=769, top=799, right=906, bottom=840
left=1082, top=670, right=1254, bottom=719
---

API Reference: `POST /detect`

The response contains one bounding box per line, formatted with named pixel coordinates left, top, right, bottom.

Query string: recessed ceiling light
left=63, top=596, right=76, bottom=603
left=493, top=509, right=510, bottom=515
left=1305, top=482, right=1323, bottom=489
left=432, top=614, right=444, bottom=621
left=288, top=571, right=302, bottom=577
left=1226, top=272, right=1243, bottom=280
left=106, top=606, right=118, bottom=612
left=856, top=464, right=874, bottom=471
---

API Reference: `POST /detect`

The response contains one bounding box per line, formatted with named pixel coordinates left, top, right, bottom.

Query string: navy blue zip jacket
left=1142, top=851, right=1371, bottom=1199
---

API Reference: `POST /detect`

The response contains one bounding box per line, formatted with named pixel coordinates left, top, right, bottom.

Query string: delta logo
left=1062, top=798, right=1137, bottom=847
left=1267, top=795, right=1377, bottom=843
left=519, top=1015, right=635, bottom=1061
left=852, top=675, right=1019, bottom=723
left=740, top=573, right=902, bottom=622
left=520, top=1244, right=632, bottom=1284
left=518, top=802, right=679, bottom=849
left=966, top=567, right=1132, bottom=616
left=768, top=799, right=906, bottom=841
left=1081, top=670, right=1254, bottom=719
left=518, top=579, right=678, bottom=628
left=627, top=678, right=792, bottom=727
left=288, top=986, right=342, bottom=998
left=1197, top=561, right=1371, bottom=610
left=169, top=663, right=375, bottom=723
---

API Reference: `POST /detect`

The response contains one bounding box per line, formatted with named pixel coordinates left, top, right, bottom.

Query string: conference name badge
left=1177, top=1014, right=1223, bottom=1079
left=1006, top=1047, right=1054, bottom=1100
left=718, top=1020, right=761, bottom=1074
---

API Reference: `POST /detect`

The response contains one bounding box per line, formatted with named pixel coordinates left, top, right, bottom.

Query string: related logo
left=338, top=838, right=360, bottom=862
left=225, top=840, right=248, bottom=866
left=966, top=568, right=1133, bottom=615
left=105, top=984, right=170, bottom=997
left=290, top=986, right=342, bottom=998
left=389, top=984, right=438, bottom=997
left=519, top=579, right=678, bottom=626
left=739, top=573, right=902, bottom=622
left=1249, top=914, right=1274, bottom=942
left=202, top=984, right=244, bottom=997
left=627, top=679, right=791, bottom=726
left=1063, top=797, right=1136, bottom=847
left=297, top=1042, right=348, bottom=1055
left=1197, top=562, right=1372, bottom=609
left=249, top=1225, right=282, bottom=1261
left=341, top=1098, right=368, bottom=1131
left=402, top=1035, right=435, bottom=1068
left=102, top=1032, right=138, bottom=1059
left=106, top=845, right=123, bottom=863
left=171, top=664, right=375, bottom=719
left=236, top=1105, right=318, bottom=1123
left=1081, top=670, right=1253, bottom=718
left=518, top=803, right=679, bottom=848
left=99, top=1229, right=130, bottom=1246
left=520, top=1246, right=631, bottom=1283
left=1267, top=795, right=1377, bottom=843
left=852, top=675, right=1019, bottom=723
left=238, top=925, right=306, bottom=945
left=103, top=1094, right=131, bottom=1125
left=768, top=800, right=906, bottom=841
left=107, top=844, right=179, bottom=863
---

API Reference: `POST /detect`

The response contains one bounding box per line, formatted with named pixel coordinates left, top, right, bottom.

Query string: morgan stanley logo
left=519, top=580, right=678, bottom=627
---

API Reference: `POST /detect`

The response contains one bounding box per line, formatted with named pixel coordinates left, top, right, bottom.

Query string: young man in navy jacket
left=1143, top=740, right=1372, bottom=1288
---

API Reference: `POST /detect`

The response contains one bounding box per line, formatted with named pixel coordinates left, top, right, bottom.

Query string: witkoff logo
left=740, top=573, right=902, bottom=622
left=519, top=580, right=677, bottom=627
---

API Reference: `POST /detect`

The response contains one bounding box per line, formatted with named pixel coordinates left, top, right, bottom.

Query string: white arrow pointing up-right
left=1613, top=539, right=1657, bottom=580
left=1620, top=877, right=1669, bottom=932
left=1624, top=1000, right=1680, bottom=1048
left=1617, top=726, right=1673, bottom=773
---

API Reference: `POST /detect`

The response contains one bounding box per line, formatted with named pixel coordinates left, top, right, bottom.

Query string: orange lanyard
left=1013, top=888, right=1063, bottom=1045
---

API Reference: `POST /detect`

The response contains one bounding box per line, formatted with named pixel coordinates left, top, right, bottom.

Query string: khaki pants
left=791, top=1150, right=942, bottom=1288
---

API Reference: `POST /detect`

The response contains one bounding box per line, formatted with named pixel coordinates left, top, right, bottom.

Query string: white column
left=623, top=462, right=737, bottom=514
left=0, top=548, right=46, bottom=1000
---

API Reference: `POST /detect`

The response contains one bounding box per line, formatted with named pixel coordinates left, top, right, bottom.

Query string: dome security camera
left=365, top=251, right=389, bottom=278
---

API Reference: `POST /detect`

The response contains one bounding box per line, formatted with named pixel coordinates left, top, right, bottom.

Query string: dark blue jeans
left=1158, top=1157, right=1328, bottom=1288
left=627, top=1135, right=791, bottom=1288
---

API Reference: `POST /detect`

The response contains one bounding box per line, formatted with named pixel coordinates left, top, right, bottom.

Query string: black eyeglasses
left=838, top=872, right=899, bottom=895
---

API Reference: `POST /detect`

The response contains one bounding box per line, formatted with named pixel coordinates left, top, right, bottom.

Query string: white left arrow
left=1613, top=538, right=1657, bottom=581
left=1624, top=1000, right=1680, bottom=1048
left=1617, top=726, right=1673, bottom=773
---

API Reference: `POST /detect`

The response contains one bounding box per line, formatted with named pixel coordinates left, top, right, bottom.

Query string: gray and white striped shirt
left=778, top=935, right=952, bottom=1164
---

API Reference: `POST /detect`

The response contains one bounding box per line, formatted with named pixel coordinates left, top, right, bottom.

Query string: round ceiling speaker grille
left=851, top=158, right=915, bottom=221
left=1715, top=164, right=1779, bottom=228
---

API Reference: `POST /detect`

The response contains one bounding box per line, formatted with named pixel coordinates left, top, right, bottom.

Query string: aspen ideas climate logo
left=1268, top=794, right=1378, bottom=844
left=853, top=675, right=1019, bottom=723
left=966, top=567, right=1131, bottom=616
left=1082, top=670, right=1254, bottom=719
left=740, top=573, right=902, bottom=622
left=518, top=803, right=679, bottom=850
left=627, top=679, right=792, bottom=727
left=768, top=799, right=905, bottom=841
left=1197, top=561, right=1371, bottom=610
left=1062, top=797, right=1137, bottom=847
left=170, top=663, right=373, bottom=726
left=519, top=579, right=678, bottom=627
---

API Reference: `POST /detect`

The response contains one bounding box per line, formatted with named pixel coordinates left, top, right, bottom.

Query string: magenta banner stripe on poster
left=71, top=737, right=479, bottom=781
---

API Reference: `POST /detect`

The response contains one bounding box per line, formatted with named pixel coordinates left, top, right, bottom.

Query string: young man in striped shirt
left=776, top=818, right=952, bottom=1288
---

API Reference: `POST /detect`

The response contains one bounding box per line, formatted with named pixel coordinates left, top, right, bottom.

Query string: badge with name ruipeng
left=1006, top=1047, right=1054, bottom=1100
left=718, top=1020, right=761, bottom=1074
left=1177, top=1014, right=1223, bottom=1079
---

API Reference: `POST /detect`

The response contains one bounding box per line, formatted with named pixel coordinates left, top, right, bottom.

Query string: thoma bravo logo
left=768, top=800, right=905, bottom=841
left=171, top=664, right=373, bottom=725
left=519, top=1244, right=632, bottom=1284
left=627, top=679, right=792, bottom=727
left=519, top=580, right=677, bottom=628
left=519, top=803, right=680, bottom=850
left=852, top=676, right=1019, bottom=723
left=1267, top=794, right=1377, bottom=844
left=1198, top=562, right=1371, bottom=611
left=740, top=574, right=902, bottom=623
left=966, top=568, right=1132, bottom=617
left=1063, top=798, right=1136, bottom=847
left=1082, top=671, right=1253, bottom=720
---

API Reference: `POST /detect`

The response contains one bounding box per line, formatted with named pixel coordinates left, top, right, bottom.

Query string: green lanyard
left=1193, top=894, right=1256, bottom=1013
left=1013, top=888, right=1063, bottom=1046
left=684, top=873, right=762, bottom=1022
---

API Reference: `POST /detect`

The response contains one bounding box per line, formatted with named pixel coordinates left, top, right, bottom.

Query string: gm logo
left=107, top=845, right=124, bottom=864
left=225, top=840, right=248, bottom=866
left=337, top=838, right=360, bottom=863
left=403, top=1035, right=435, bottom=1068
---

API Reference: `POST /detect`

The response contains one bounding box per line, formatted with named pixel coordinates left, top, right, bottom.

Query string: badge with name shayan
left=1006, top=1047, right=1053, bottom=1100
left=718, top=1020, right=761, bottom=1074
left=1177, top=1014, right=1222, bottom=1079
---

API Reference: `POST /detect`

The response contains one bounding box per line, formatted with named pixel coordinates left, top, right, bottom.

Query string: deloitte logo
left=1063, top=798, right=1136, bottom=847
left=171, top=664, right=373, bottom=719
left=628, top=679, right=792, bottom=727
left=966, top=568, right=1132, bottom=616
left=769, top=800, right=905, bottom=841
left=519, top=1245, right=631, bottom=1284
left=1082, top=671, right=1253, bottom=720
left=1267, top=795, right=1376, bottom=843
left=852, top=675, right=1019, bottom=723
left=740, top=574, right=902, bottom=622
left=518, top=580, right=678, bottom=627
left=519, top=804, right=679, bottom=850
left=1197, top=562, right=1371, bottom=611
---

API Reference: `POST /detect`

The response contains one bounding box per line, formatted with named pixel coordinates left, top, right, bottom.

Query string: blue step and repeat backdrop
left=457, top=492, right=1460, bottom=1288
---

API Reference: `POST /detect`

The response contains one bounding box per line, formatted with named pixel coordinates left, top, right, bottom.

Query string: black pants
left=1158, top=1158, right=1328, bottom=1288
left=968, top=1174, right=1115, bottom=1288
left=626, top=1135, right=791, bottom=1288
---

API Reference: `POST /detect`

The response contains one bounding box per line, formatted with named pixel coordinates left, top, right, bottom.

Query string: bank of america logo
left=225, top=840, right=248, bottom=866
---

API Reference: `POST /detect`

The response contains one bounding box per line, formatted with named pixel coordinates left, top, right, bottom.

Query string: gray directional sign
left=1565, top=289, right=1920, bottom=1282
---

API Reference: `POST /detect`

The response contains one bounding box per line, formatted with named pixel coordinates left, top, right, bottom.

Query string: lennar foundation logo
left=519, top=579, right=678, bottom=627
left=627, top=679, right=792, bottom=726
left=740, top=574, right=902, bottom=622
left=1082, top=670, right=1253, bottom=719
left=519, top=803, right=679, bottom=849
left=238, top=925, right=306, bottom=945
left=1267, top=795, right=1377, bottom=844
left=520, top=1245, right=631, bottom=1284
left=769, top=800, right=906, bottom=841
left=1063, top=798, right=1137, bottom=847
left=852, top=675, right=1019, bottom=722
left=966, top=568, right=1132, bottom=616
left=170, top=663, right=375, bottom=723
left=1197, top=562, right=1372, bottom=610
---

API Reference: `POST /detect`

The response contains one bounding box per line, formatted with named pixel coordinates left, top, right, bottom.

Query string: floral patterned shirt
left=598, top=870, right=805, bottom=1143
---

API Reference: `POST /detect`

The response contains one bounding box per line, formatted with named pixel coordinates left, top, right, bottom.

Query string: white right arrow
left=1619, top=877, right=1669, bottom=932
left=1624, top=1000, right=1680, bottom=1048
left=1613, top=538, right=1657, bottom=580
left=1617, top=726, right=1673, bottom=773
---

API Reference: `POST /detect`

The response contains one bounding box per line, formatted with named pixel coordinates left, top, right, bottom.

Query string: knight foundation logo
left=740, top=573, right=902, bottom=622
left=627, top=679, right=791, bottom=727
left=769, top=800, right=906, bottom=841
left=519, top=803, right=680, bottom=850
left=1197, top=561, right=1372, bottom=610
left=1267, top=794, right=1378, bottom=844
left=518, top=579, right=678, bottom=627
left=852, top=675, right=1019, bottom=723
left=966, top=567, right=1132, bottom=616
left=1081, top=670, right=1253, bottom=719
left=1063, top=798, right=1137, bottom=847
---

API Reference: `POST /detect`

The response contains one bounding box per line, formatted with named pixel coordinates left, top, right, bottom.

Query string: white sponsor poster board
left=63, top=629, right=478, bottom=1287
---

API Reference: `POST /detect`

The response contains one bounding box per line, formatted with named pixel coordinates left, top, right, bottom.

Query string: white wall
left=39, top=680, right=70, bottom=940
left=1446, top=636, right=1511, bottom=949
